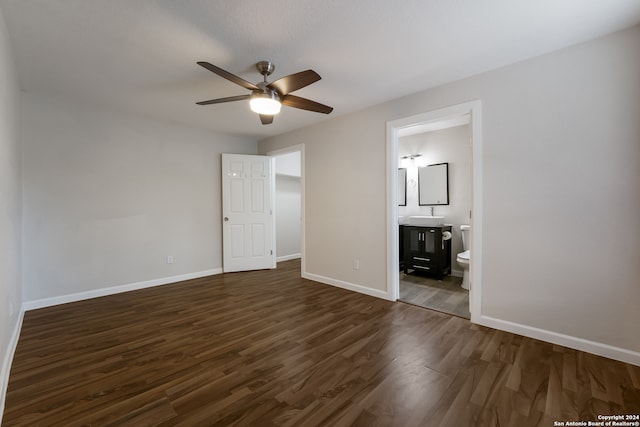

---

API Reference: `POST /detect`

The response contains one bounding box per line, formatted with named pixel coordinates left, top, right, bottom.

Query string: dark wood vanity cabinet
left=403, top=225, right=452, bottom=278
left=399, top=225, right=404, bottom=270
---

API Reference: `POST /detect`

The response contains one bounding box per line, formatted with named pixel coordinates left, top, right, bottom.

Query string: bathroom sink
left=408, top=215, right=445, bottom=226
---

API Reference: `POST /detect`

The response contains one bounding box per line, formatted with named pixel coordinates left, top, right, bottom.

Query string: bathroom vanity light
left=401, top=154, right=422, bottom=160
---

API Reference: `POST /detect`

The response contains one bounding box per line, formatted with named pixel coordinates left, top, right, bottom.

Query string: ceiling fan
left=196, top=61, right=333, bottom=125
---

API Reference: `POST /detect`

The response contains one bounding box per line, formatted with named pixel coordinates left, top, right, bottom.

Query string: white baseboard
left=276, top=253, right=301, bottom=262
left=1, top=308, right=25, bottom=424
left=302, top=271, right=393, bottom=301
left=23, top=268, right=222, bottom=311
left=477, top=315, right=640, bottom=367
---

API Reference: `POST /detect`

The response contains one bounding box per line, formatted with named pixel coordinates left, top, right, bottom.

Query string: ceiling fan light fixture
left=250, top=91, right=281, bottom=115
left=196, top=61, right=332, bottom=124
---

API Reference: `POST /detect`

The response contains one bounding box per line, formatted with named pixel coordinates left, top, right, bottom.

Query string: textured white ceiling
left=2, top=0, right=640, bottom=139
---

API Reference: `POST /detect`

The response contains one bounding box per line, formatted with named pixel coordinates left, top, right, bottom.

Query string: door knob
left=224, top=217, right=229, bottom=222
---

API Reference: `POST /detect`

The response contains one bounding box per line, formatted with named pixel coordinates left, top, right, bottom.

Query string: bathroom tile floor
left=399, top=272, right=470, bottom=319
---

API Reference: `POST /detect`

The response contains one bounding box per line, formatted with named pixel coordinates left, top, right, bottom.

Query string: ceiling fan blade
left=259, top=114, right=274, bottom=125
left=268, top=70, right=321, bottom=95
left=196, top=94, right=250, bottom=105
left=281, top=94, right=333, bottom=114
left=197, top=62, right=259, bottom=91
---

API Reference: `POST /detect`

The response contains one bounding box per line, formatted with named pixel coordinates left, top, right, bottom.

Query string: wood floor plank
left=3, top=259, right=640, bottom=426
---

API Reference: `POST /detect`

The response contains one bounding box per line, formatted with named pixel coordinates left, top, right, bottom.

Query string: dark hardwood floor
left=4, top=259, right=640, bottom=426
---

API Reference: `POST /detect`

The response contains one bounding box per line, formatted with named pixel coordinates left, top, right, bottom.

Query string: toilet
left=457, top=225, right=471, bottom=290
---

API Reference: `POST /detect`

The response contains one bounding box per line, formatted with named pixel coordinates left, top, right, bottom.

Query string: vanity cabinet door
left=406, top=227, right=422, bottom=253
left=422, top=228, right=436, bottom=254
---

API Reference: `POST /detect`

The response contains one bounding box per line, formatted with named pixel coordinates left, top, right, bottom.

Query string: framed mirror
left=398, top=168, right=407, bottom=206
left=418, top=162, right=449, bottom=205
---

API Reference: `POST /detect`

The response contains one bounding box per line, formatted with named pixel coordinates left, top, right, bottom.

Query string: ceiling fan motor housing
left=256, top=81, right=279, bottom=97
left=256, top=61, right=275, bottom=78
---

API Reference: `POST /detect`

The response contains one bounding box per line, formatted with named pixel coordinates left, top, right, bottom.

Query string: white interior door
left=222, top=153, right=275, bottom=272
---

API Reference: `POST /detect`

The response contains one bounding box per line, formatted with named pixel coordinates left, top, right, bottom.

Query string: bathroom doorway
left=397, top=123, right=471, bottom=318
left=386, top=101, right=482, bottom=322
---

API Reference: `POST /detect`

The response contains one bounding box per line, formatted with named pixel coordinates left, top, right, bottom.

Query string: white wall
left=275, top=151, right=301, bottom=177
left=261, top=111, right=388, bottom=299
left=399, top=125, right=472, bottom=272
left=275, top=152, right=301, bottom=261
left=275, top=175, right=301, bottom=260
left=0, top=3, right=22, bottom=417
left=259, top=25, right=640, bottom=363
left=22, top=93, right=257, bottom=304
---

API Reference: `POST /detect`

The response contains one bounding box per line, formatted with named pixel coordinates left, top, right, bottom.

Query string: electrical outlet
left=167, top=255, right=174, bottom=264
left=353, top=259, right=360, bottom=270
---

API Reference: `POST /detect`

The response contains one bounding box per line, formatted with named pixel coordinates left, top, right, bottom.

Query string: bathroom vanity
left=402, top=225, right=452, bottom=278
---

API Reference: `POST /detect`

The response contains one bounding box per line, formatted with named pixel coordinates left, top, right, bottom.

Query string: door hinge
left=270, top=250, right=273, bottom=255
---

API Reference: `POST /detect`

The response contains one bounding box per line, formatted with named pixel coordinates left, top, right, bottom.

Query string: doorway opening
left=386, top=101, right=482, bottom=322
left=398, top=122, right=471, bottom=318
left=268, top=145, right=305, bottom=274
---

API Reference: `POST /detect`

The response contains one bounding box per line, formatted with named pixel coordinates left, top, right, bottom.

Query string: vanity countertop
left=400, top=224, right=451, bottom=229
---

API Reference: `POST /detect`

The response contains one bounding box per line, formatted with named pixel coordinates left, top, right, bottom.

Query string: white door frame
left=267, top=144, right=305, bottom=273
left=386, top=100, right=483, bottom=322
